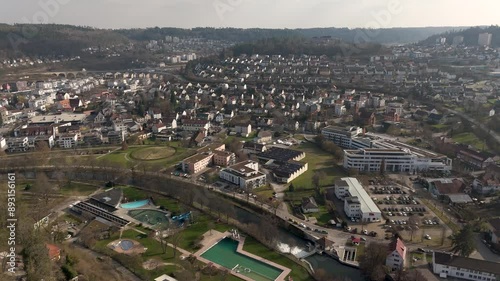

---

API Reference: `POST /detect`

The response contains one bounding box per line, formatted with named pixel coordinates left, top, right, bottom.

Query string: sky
left=1, top=0, right=499, bottom=29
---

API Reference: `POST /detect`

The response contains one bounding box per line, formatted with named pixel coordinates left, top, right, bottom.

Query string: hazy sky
left=1, top=0, right=499, bottom=29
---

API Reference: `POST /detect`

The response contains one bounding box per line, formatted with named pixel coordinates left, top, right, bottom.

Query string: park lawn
left=60, top=182, right=99, bottom=196
left=253, top=185, right=275, bottom=200
left=171, top=213, right=232, bottom=252
left=242, top=237, right=312, bottom=281
left=431, top=124, right=449, bottom=130
left=120, top=186, right=149, bottom=201
left=291, top=142, right=346, bottom=189
left=452, top=132, right=485, bottom=151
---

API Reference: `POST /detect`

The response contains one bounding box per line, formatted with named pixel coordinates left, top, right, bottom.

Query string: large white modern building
left=219, top=160, right=267, bottom=189
left=433, top=251, right=499, bottom=281
left=343, top=140, right=452, bottom=173
left=334, top=177, right=382, bottom=222
left=321, top=126, right=364, bottom=148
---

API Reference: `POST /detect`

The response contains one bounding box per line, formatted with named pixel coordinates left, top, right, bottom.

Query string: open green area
left=130, top=146, right=176, bottom=161
left=431, top=124, right=449, bottom=130
left=291, top=142, right=347, bottom=189
left=98, top=144, right=194, bottom=169
left=243, top=237, right=311, bottom=281
left=452, top=132, right=486, bottom=151
left=93, top=228, right=242, bottom=281
left=60, top=182, right=99, bottom=196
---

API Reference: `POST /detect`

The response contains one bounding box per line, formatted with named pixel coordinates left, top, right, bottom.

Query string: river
left=233, top=207, right=365, bottom=281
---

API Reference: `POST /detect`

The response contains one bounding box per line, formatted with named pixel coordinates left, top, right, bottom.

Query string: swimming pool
left=201, top=238, right=283, bottom=281
left=120, top=240, right=134, bottom=251
left=120, top=199, right=150, bottom=209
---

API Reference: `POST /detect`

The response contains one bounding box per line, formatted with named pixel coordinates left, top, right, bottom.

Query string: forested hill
left=0, top=23, right=464, bottom=58
left=228, top=37, right=389, bottom=58
left=0, top=24, right=130, bottom=58
left=420, top=26, right=500, bottom=47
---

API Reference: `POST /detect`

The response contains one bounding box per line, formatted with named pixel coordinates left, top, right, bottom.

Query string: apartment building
left=219, top=160, right=267, bottom=189
left=334, top=177, right=382, bottom=222
left=181, top=152, right=214, bottom=174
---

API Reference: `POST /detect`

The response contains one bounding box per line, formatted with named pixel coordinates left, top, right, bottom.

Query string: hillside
left=420, top=25, right=500, bottom=47
left=0, top=24, right=465, bottom=59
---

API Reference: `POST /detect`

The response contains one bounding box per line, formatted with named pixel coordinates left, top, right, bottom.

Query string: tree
left=379, top=159, right=386, bottom=176
left=288, top=183, right=295, bottom=192
left=121, top=141, right=128, bottom=151
left=359, top=242, right=389, bottom=281
left=407, top=215, right=420, bottom=241
left=450, top=224, right=475, bottom=257
left=312, top=172, right=321, bottom=190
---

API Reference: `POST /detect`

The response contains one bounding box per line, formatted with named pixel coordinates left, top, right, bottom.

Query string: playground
left=108, top=239, right=146, bottom=255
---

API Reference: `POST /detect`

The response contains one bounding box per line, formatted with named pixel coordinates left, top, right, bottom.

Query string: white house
left=233, top=124, right=252, bottom=137
left=386, top=238, right=407, bottom=271
left=0, top=136, right=6, bottom=151
left=301, top=197, right=319, bottom=213
left=432, top=251, right=499, bottom=281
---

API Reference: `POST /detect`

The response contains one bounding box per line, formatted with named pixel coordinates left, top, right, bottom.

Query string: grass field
left=129, top=146, right=176, bottom=161
left=98, top=144, right=194, bottom=170
left=60, top=182, right=99, bottom=196
left=243, top=237, right=311, bottom=281
left=452, top=132, right=486, bottom=151
left=291, top=142, right=347, bottom=189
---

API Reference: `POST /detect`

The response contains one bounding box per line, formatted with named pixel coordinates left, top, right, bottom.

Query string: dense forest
left=0, top=23, right=462, bottom=59
left=420, top=25, right=500, bottom=47
left=228, top=37, right=388, bottom=57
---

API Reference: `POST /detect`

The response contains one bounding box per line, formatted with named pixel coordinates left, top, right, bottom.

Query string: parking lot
left=366, top=184, right=452, bottom=244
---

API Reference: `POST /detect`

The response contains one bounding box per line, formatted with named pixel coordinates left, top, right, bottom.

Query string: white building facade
left=334, top=177, right=382, bottom=222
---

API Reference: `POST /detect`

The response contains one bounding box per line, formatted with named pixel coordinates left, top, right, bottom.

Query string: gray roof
left=434, top=251, right=500, bottom=275
left=447, top=194, right=473, bottom=204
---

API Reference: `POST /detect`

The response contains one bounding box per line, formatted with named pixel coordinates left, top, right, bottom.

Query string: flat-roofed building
left=321, top=125, right=364, bottom=148
left=29, top=113, right=87, bottom=125
left=344, top=141, right=452, bottom=173
left=219, top=160, right=266, bottom=189
left=335, top=177, right=382, bottom=222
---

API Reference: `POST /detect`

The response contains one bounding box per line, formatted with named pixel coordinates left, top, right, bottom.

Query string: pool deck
left=194, top=230, right=291, bottom=281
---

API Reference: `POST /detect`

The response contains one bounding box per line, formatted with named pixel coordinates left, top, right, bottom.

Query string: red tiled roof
left=388, top=238, right=406, bottom=259
left=46, top=244, right=60, bottom=260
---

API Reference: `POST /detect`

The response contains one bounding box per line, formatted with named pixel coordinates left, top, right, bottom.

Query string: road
left=470, top=234, right=500, bottom=262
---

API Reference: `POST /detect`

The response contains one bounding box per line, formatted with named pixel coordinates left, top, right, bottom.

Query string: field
left=452, top=132, right=486, bottom=151
left=130, top=146, right=176, bottom=161
left=98, top=143, right=194, bottom=170
left=291, top=142, right=347, bottom=189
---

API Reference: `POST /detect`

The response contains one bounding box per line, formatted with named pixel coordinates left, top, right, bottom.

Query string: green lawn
left=452, top=132, right=486, bottom=151
left=60, top=182, right=99, bottom=196
left=431, top=124, right=449, bottom=130
left=253, top=185, right=275, bottom=200
left=98, top=144, right=195, bottom=170
left=170, top=213, right=232, bottom=252
left=291, top=142, right=347, bottom=189
left=243, top=237, right=311, bottom=281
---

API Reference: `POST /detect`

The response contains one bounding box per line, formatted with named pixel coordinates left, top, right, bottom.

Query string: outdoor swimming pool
left=201, top=238, right=283, bottom=281
left=119, top=240, right=134, bottom=251
left=120, top=199, right=150, bottom=209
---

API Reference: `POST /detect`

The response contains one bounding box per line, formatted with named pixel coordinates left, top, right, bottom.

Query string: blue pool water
left=120, top=240, right=134, bottom=251
left=120, top=200, right=150, bottom=209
